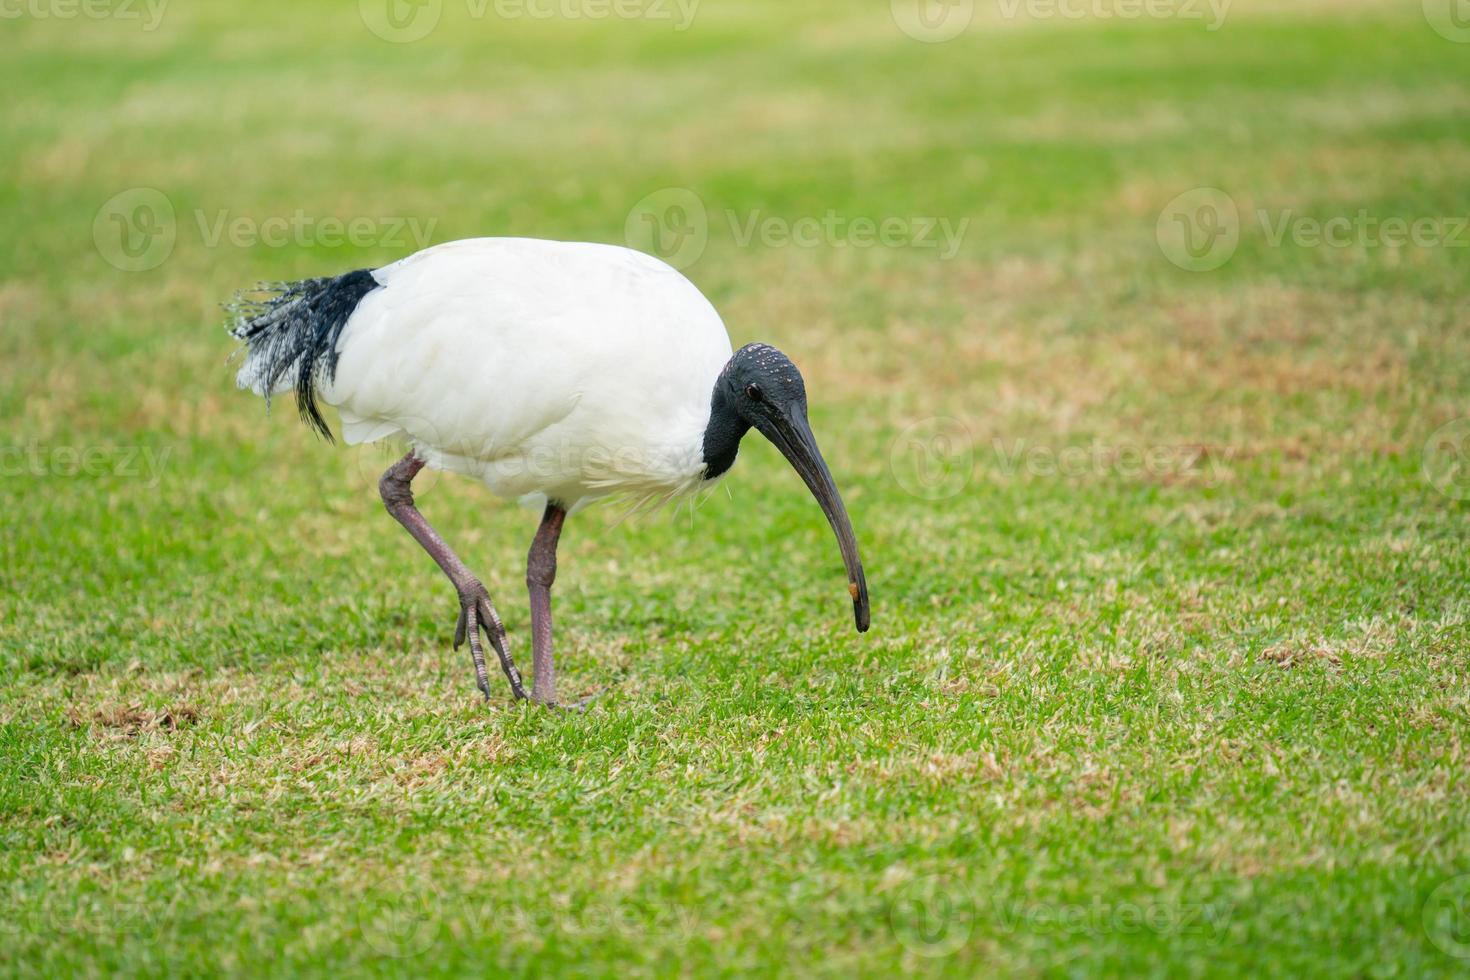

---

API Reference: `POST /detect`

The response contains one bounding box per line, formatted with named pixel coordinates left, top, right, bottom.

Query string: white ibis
left=226, top=237, right=869, bottom=707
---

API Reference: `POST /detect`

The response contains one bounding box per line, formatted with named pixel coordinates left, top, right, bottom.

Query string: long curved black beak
left=757, top=407, right=870, bottom=633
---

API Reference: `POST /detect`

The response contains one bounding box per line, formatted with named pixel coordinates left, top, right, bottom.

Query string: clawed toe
left=453, top=586, right=527, bottom=703
left=453, top=605, right=470, bottom=651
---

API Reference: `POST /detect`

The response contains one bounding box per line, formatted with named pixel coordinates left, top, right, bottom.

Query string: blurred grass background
left=2, top=0, right=1469, bottom=975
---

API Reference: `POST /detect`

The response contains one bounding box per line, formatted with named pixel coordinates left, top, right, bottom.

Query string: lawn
left=2, top=0, right=1469, bottom=975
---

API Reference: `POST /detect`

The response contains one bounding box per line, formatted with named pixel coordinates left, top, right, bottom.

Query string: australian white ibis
left=226, top=237, right=869, bottom=707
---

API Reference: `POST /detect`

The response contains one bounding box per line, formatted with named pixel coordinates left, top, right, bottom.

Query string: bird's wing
left=323, top=238, right=731, bottom=499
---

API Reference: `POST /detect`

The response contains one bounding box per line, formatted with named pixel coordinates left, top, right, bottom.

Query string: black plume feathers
left=225, top=268, right=380, bottom=441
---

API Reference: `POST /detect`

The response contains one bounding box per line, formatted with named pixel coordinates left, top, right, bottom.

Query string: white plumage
left=240, top=238, right=732, bottom=512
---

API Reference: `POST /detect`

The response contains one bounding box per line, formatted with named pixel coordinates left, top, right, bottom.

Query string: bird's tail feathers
left=225, top=268, right=380, bottom=441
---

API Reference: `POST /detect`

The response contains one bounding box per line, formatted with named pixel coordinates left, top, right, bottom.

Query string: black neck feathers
left=701, top=382, right=749, bottom=480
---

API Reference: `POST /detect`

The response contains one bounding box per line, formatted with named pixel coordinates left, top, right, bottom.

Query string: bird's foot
left=453, top=583, right=528, bottom=702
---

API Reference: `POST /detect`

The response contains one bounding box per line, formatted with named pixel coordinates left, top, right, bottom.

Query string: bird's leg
left=526, top=502, right=568, bottom=706
left=379, top=452, right=528, bottom=702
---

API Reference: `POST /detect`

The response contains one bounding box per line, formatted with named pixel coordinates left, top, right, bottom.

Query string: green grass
left=3, top=0, right=1470, bottom=975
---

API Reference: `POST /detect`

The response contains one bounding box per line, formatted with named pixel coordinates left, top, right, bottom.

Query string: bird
left=225, top=237, right=870, bottom=707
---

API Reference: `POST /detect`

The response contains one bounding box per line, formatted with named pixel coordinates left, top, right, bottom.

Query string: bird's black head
left=719, top=343, right=808, bottom=425
left=702, top=343, right=870, bottom=634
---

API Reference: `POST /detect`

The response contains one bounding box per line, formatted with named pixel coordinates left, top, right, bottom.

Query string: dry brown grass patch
left=69, top=702, right=201, bottom=738
left=1260, top=644, right=1341, bottom=669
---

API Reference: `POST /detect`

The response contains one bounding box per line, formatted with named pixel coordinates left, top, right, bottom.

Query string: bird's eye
left=745, top=384, right=763, bottom=402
